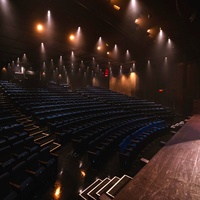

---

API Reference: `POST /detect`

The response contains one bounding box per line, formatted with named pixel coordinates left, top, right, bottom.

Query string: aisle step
left=25, top=126, right=40, bottom=133
left=34, top=133, right=49, bottom=142
left=88, top=178, right=110, bottom=200
left=96, top=176, right=120, bottom=198
left=80, top=179, right=102, bottom=200
left=30, top=130, right=43, bottom=136
left=50, top=142, right=61, bottom=152
left=106, top=175, right=132, bottom=198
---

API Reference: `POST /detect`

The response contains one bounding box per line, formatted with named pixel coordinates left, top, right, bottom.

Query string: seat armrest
left=10, top=181, right=20, bottom=189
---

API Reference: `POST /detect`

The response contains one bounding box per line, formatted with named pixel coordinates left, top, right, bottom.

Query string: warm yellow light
left=53, top=181, right=62, bottom=200
left=135, top=18, right=139, bottom=24
left=97, top=46, right=101, bottom=50
left=81, top=170, right=86, bottom=178
left=54, top=186, right=61, bottom=199
left=113, top=5, right=120, bottom=10
left=69, top=34, right=75, bottom=41
left=107, top=52, right=110, bottom=55
left=37, top=24, right=43, bottom=32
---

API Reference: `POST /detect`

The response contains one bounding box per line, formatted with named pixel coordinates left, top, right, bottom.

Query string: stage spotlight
left=37, top=24, right=43, bottom=32
left=97, top=46, right=101, bottom=51
left=113, top=5, right=120, bottom=10
left=69, top=34, right=75, bottom=41
left=135, top=18, right=139, bottom=24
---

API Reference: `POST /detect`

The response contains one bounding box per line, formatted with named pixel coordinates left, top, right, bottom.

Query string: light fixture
left=113, top=5, right=120, bottom=10
left=135, top=18, right=139, bottom=24
left=69, top=34, right=75, bottom=41
left=36, top=24, right=43, bottom=32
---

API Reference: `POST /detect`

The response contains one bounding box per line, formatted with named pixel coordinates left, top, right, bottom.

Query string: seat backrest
left=39, top=146, right=50, bottom=160
left=12, top=140, right=24, bottom=150
left=0, top=146, right=12, bottom=161
left=0, top=172, right=11, bottom=196
left=27, top=153, right=40, bottom=171
left=24, top=136, right=34, bottom=146
left=11, top=161, right=27, bottom=183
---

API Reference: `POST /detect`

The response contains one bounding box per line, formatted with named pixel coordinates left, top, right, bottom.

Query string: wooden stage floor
left=115, top=115, right=200, bottom=200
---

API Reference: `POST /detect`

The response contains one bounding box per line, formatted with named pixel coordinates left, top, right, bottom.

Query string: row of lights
left=4, top=1, right=173, bottom=72
left=111, top=0, right=172, bottom=42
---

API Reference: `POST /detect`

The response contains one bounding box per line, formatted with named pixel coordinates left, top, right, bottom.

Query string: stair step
left=80, top=179, right=102, bottom=200
left=33, top=133, right=49, bottom=142
left=22, top=120, right=34, bottom=125
left=30, top=130, right=44, bottom=136
left=41, top=139, right=54, bottom=147
left=12, top=111, right=21, bottom=115
left=24, top=123, right=35, bottom=128
left=106, top=175, right=132, bottom=198
left=25, top=126, right=40, bottom=133
left=96, top=176, right=120, bottom=197
left=40, top=127, right=48, bottom=132
left=17, top=117, right=27, bottom=122
left=35, top=136, right=54, bottom=146
left=88, top=178, right=110, bottom=200
left=50, top=142, right=61, bottom=152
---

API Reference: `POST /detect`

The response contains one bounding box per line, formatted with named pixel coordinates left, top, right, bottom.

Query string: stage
left=115, top=115, right=200, bottom=200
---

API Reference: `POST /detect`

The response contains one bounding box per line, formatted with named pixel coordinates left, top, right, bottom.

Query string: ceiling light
left=69, top=34, right=75, bottom=41
left=113, top=5, right=120, bottom=10
left=135, top=18, right=139, bottom=24
left=37, top=24, right=43, bottom=32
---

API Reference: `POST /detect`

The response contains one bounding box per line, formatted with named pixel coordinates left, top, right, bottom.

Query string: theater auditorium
left=0, top=0, right=200, bottom=199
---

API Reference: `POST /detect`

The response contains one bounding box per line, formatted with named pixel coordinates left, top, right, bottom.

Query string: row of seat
left=1, top=82, right=173, bottom=158
left=119, top=121, right=169, bottom=167
left=0, top=122, right=29, bottom=147
left=87, top=117, right=155, bottom=167
left=0, top=146, right=58, bottom=200
left=33, top=106, right=120, bottom=126
left=71, top=113, right=143, bottom=153
left=77, top=87, right=173, bottom=119
left=50, top=110, right=127, bottom=132
left=0, top=136, right=41, bottom=175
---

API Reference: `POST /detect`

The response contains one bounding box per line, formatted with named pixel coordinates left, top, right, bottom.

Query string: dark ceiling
left=0, top=0, right=200, bottom=71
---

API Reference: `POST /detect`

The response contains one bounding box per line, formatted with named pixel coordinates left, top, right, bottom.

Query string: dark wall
left=101, top=59, right=200, bottom=116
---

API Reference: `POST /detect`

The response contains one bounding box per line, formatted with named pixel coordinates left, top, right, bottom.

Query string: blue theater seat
left=26, top=153, right=46, bottom=185
left=24, top=136, right=40, bottom=153
left=38, top=146, right=58, bottom=175
left=0, top=146, right=16, bottom=175
left=12, top=140, right=29, bottom=162
left=10, top=161, right=35, bottom=199
left=0, top=172, right=18, bottom=200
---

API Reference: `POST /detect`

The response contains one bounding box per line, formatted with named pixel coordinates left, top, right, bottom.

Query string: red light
left=158, top=89, right=164, bottom=93
left=104, top=69, right=109, bottom=77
